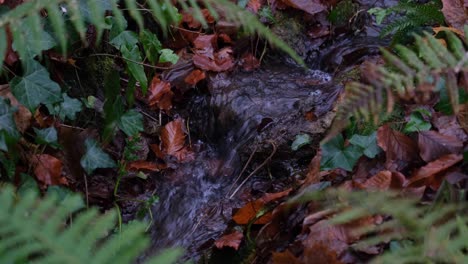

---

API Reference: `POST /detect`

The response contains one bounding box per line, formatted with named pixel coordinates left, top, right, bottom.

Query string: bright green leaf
left=121, top=45, right=148, bottom=94
left=368, top=7, right=388, bottom=25
left=118, top=109, right=143, bottom=136
left=80, top=138, right=116, bottom=175
left=321, top=134, right=363, bottom=171
left=291, top=134, right=312, bottom=151
left=403, top=110, right=432, bottom=133
left=10, top=61, right=62, bottom=111
left=349, top=132, right=381, bottom=158
left=159, top=48, right=179, bottom=64
left=140, top=29, right=162, bottom=64
left=34, top=126, right=59, bottom=148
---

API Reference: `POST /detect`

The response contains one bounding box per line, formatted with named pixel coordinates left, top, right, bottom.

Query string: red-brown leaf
left=432, top=114, right=468, bottom=142
left=418, top=130, right=463, bottom=162
left=240, top=52, right=260, bottom=71
left=281, top=0, right=327, bottom=15
left=377, top=125, right=419, bottom=168
left=160, top=119, right=193, bottom=162
left=441, top=0, right=468, bottom=32
left=214, top=231, right=244, bottom=250
left=193, top=48, right=235, bottom=72
left=406, top=154, right=463, bottom=187
left=148, top=76, right=173, bottom=111
left=33, top=154, right=67, bottom=186
left=271, top=250, right=302, bottom=264
left=184, top=69, right=206, bottom=85
left=360, top=170, right=392, bottom=191
left=127, top=161, right=166, bottom=172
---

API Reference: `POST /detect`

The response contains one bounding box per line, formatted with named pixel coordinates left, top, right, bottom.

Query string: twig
left=229, top=140, right=277, bottom=199
left=226, top=144, right=258, bottom=197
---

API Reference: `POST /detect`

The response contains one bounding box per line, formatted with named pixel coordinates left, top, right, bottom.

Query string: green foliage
left=298, top=188, right=468, bottom=263
left=80, top=138, right=116, bottom=175
left=348, top=131, right=381, bottom=158
left=327, top=27, right=468, bottom=140
left=328, top=0, right=358, bottom=28
left=34, top=126, right=60, bottom=148
left=368, top=0, right=444, bottom=44
left=291, top=134, right=312, bottom=151
left=0, top=184, right=182, bottom=263
left=403, top=108, right=432, bottom=133
left=321, top=134, right=363, bottom=171
left=0, top=0, right=303, bottom=69
left=0, top=97, right=19, bottom=151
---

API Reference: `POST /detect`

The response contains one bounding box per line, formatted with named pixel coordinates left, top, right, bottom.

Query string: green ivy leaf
left=403, top=109, right=432, bottom=133
left=110, top=30, right=139, bottom=49
left=140, top=29, right=162, bottom=64
left=159, top=48, right=179, bottom=64
left=321, top=134, right=363, bottom=171
left=349, top=132, right=381, bottom=158
left=34, top=127, right=59, bottom=148
left=0, top=28, right=7, bottom=71
left=17, top=173, right=39, bottom=196
left=80, top=138, right=116, bottom=175
left=121, top=45, right=148, bottom=94
left=0, top=98, right=20, bottom=151
left=13, top=20, right=57, bottom=58
left=118, top=109, right=143, bottom=136
left=291, top=134, right=312, bottom=151
left=10, top=61, right=62, bottom=111
left=0, top=152, right=16, bottom=180
left=57, top=93, right=83, bottom=121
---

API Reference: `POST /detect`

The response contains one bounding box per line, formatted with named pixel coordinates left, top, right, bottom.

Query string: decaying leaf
left=148, top=76, right=173, bottom=111
left=418, top=131, right=463, bottom=162
left=192, top=34, right=235, bottom=72
left=377, top=125, right=419, bottom=169
left=184, top=69, right=206, bottom=86
left=160, top=119, right=193, bottom=162
left=271, top=250, right=302, bottom=264
left=441, top=0, right=468, bottom=32
left=406, top=154, right=463, bottom=187
left=127, top=161, right=166, bottom=172
left=214, top=231, right=244, bottom=250
left=32, top=154, right=67, bottom=186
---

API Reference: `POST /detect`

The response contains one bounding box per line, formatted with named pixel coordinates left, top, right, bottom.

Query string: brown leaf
left=214, top=231, right=244, bottom=250
left=303, top=220, right=350, bottom=259
left=360, top=170, right=392, bottom=191
left=233, top=189, right=291, bottom=225
left=32, top=154, right=67, bottom=186
left=281, top=0, right=327, bottom=15
left=184, top=69, right=206, bottom=86
left=377, top=125, right=419, bottom=169
left=406, top=154, right=463, bottom=187
left=0, top=84, right=31, bottom=132
left=418, top=131, right=463, bottom=162
left=4, top=27, right=19, bottom=66
left=148, top=76, right=173, bottom=111
left=160, top=119, right=193, bottom=162
left=247, top=0, right=263, bottom=13
left=301, top=151, right=321, bottom=188
left=127, top=161, right=165, bottom=172
left=271, top=250, right=302, bottom=264
left=240, top=52, right=260, bottom=71
left=432, top=114, right=468, bottom=142
left=441, top=0, right=468, bottom=32
left=193, top=48, right=235, bottom=72
left=432, top=26, right=465, bottom=37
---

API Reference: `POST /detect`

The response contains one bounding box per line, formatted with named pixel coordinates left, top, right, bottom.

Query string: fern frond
left=0, top=0, right=303, bottom=69
left=0, top=185, right=181, bottom=263
left=298, top=189, right=468, bottom=263
left=327, top=29, right=468, bottom=140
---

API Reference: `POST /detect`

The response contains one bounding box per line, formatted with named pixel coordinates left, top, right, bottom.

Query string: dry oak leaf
left=377, top=125, right=419, bottom=167
left=148, top=76, right=173, bottom=111
left=184, top=69, right=206, bottom=86
left=441, top=0, right=468, bottom=32
left=160, top=119, right=193, bottom=162
left=406, top=154, right=463, bottom=188
left=32, top=154, right=68, bottom=186
left=418, top=130, right=463, bottom=163
left=214, top=231, right=244, bottom=250
left=281, top=0, right=327, bottom=15
left=232, top=188, right=292, bottom=225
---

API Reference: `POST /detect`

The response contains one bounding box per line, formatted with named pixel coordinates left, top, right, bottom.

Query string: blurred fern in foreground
left=0, top=185, right=182, bottom=263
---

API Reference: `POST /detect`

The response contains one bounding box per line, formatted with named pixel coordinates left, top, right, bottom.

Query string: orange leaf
left=160, top=119, right=193, bottom=162
left=184, top=69, right=206, bottom=85
left=214, top=231, right=244, bottom=250
left=127, top=161, right=166, bottom=172
left=33, top=154, right=67, bottom=186
left=148, top=76, right=173, bottom=111
left=406, top=154, right=463, bottom=187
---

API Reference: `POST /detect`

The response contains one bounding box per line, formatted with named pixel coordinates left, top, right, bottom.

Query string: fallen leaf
left=432, top=114, right=468, bottom=142
left=192, top=34, right=235, bottom=72
left=301, top=150, right=321, bottom=188
left=4, top=27, right=19, bottom=66
left=418, top=131, right=463, bottom=162
left=240, top=52, right=260, bottom=71
left=0, top=84, right=31, bottom=132
left=233, top=189, right=292, bottom=225
left=32, top=154, right=67, bottom=186
left=377, top=125, right=419, bottom=169
left=160, top=119, right=193, bottom=162
left=127, top=161, right=166, bottom=172
left=406, top=154, right=463, bottom=187
left=432, top=26, right=465, bottom=37
left=271, top=250, right=302, bottom=264
left=360, top=170, right=392, bottom=191
left=184, top=69, right=206, bottom=85
left=148, top=76, right=173, bottom=111
left=303, top=220, right=350, bottom=260
left=441, top=0, right=468, bottom=32
left=214, top=231, right=244, bottom=250
left=281, top=0, right=327, bottom=15
left=303, top=243, right=342, bottom=264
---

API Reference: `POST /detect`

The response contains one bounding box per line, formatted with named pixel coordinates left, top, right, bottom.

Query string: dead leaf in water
left=160, top=119, right=193, bottom=162
left=214, top=231, right=244, bottom=250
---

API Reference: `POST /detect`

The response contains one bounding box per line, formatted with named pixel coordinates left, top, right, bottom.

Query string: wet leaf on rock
left=418, top=130, right=463, bottom=162
left=214, top=231, right=244, bottom=250
left=160, top=119, right=193, bottom=162
left=184, top=69, right=206, bottom=86
left=148, top=76, right=173, bottom=111
left=80, top=138, right=116, bottom=175
left=32, top=154, right=67, bottom=186
left=321, top=134, right=363, bottom=172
